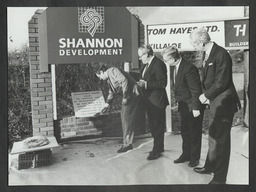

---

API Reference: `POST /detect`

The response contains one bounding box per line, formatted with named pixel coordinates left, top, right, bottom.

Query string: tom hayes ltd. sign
left=147, top=18, right=248, bottom=52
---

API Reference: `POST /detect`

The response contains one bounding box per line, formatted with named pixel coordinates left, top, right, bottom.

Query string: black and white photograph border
left=2, top=0, right=256, bottom=192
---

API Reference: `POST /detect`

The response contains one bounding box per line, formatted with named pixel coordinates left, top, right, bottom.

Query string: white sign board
left=148, top=21, right=225, bottom=52
left=71, top=91, right=106, bottom=117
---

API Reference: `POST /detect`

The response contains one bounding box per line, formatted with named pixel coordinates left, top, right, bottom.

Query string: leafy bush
left=8, top=46, right=32, bottom=149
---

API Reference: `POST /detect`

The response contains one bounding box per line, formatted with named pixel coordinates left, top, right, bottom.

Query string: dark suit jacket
left=140, top=56, right=169, bottom=109
left=171, top=58, right=202, bottom=111
left=202, top=42, right=241, bottom=116
left=106, top=67, right=141, bottom=104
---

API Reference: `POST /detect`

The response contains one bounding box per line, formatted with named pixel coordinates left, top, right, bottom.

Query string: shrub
left=8, top=46, right=32, bottom=149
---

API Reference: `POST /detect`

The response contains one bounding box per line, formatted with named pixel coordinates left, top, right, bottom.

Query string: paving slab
left=8, top=126, right=248, bottom=185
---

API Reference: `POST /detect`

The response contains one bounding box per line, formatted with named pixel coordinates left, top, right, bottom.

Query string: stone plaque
left=71, top=91, right=106, bottom=117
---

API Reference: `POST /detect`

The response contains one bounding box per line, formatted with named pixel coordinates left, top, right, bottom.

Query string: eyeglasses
left=138, top=53, right=147, bottom=59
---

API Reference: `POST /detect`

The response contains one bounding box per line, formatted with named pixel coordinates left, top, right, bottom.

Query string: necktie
left=142, top=64, right=149, bottom=78
left=202, top=52, right=208, bottom=68
left=173, top=66, right=177, bottom=84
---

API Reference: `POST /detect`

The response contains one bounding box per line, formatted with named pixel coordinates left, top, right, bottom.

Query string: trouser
left=204, top=112, right=234, bottom=182
left=145, top=101, right=166, bottom=153
left=121, top=96, right=141, bottom=147
left=179, top=102, right=204, bottom=161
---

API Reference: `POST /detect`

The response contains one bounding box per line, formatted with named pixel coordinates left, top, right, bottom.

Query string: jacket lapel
left=143, top=57, right=155, bottom=80
left=204, top=42, right=217, bottom=79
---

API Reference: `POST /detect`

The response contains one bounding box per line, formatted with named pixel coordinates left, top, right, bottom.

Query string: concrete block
left=39, top=101, right=52, bottom=105
left=47, top=130, right=54, bottom=136
left=46, top=96, right=53, bottom=101
left=30, top=55, right=38, bottom=61
left=29, top=46, right=37, bottom=51
left=28, top=23, right=38, bottom=28
left=32, top=97, right=45, bottom=101
left=38, top=74, right=52, bottom=78
left=31, top=79, right=44, bottom=83
left=31, top=92, right=38, bottom=96
left=29, top=52, right=40, bottom=56
left=47, top=122, right=53, bottom=127
left=32, top=114, right=47, bottom=119
left=44, top=78, right=52, bottom=83
left=40, top=127, right=54, bottom=132
left=39, top=109, right=53, bottom=114
left=45, top=87, right=53, bottom=92
left=30, top=69, right=41, bottom=74
left=38, top=92, right=52, bottom=97
left=31, top=88, right=44, bottom=93
left=37, top=83, right=52, bottom=87
left=29, top=37, right=37, bottom=43
left=29, top=42, right=39, bottom=47
left=32, top=110, right=39, bottom=115
left=31, top=74, right=38, bottom=79
left=32, top=101, right=39, bottom=106
left=33, top=123, right=47, bottom=128
left=34, top=131, right=47, bottom=136
left=29, top=28, right=36, bottom=33
left=46, top=113, right=53, bottom=118
left=45, top=104, right=53, bottom=109
left=29, top=60, right=40, bottom=65
left=40, top=118, right=53, bottom=123
left=33, top=105, right=46, bottom=110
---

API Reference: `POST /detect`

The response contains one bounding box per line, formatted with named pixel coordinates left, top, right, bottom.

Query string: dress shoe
left=193, top=167, right=212, bottom=174
left=117, top=144, right=133, bottom=153
left=147, top=152, right=161, bottom=160
left=174, top=155, right=190, bottom=164
left=188, top=160, right=199, bottom=167
left=208, top=179, right=226, bottom=184
left=150, top=148, right=164, bottom=154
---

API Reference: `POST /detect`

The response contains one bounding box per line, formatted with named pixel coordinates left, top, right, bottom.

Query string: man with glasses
left=162, top=45, right=204, bottom=168
left=137, top=44, right=169, bottom=160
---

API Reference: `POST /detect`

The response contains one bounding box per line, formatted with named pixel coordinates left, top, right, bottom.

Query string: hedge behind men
left=137, top=45, right=169, bottom=160
left=189, top=28, right=241, bottom=184
left=96, top=66, right=142, bottom=153
left=162, top=45, right=204, bottom=168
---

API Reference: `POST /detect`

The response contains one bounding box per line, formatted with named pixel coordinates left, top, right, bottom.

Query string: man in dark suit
left=137, top=44, right=169, bottom=160
left=189, top=28, right=241, bottom=184
left=96, top=66, right=142, bottom=153
left=162, top=45, right=204, bottom=168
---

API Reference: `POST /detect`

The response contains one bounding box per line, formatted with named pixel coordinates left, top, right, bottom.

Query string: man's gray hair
left=189, top=27, right=211, bottom=45
left=162, top=45, right=181, bottom=61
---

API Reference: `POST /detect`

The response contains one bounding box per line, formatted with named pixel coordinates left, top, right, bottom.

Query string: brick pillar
left=28, top=9, right=54, bottom=136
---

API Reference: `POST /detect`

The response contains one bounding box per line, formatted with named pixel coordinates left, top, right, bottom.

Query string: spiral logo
left=79, top=9, right=103, bottom=37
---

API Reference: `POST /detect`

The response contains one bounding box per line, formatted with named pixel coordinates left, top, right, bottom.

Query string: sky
left=7, top=6, right=245, bottom=50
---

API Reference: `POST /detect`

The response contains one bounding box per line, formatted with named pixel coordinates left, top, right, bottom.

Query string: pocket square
left=208, top=63, right=213, bottom=66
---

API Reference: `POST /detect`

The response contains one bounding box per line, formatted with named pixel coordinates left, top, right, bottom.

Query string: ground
left=9, top=126, right=248, bottom=185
